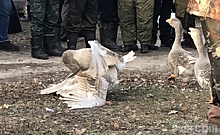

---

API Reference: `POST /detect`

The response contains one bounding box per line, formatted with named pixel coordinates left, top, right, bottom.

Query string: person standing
left=187, top=0, right=220, bottom=134
left=30, top=0, right=63, bottom=60
left=151, top=0, right=173, bottom=48
left=0, top=0, right=20, bottom=51
left=175, top=0, right=196, bottom=48
left=53, top=0, right=66, bottom=52
left=60, top=0, right=69, bottom=42
left=66, top=0, right=98, bottom=49
left=118, top=0, right=159, bottom=53
left=98, top=0, right=121, bottom=51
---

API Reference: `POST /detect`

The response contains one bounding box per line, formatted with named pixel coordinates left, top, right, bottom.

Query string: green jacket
left=175, top=0, right=190, bottom=18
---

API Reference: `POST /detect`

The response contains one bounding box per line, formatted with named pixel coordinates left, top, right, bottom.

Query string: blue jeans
left=0, top=0, right=12, bottom=42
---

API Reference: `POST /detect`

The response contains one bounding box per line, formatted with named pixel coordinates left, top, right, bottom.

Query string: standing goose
left=166, top=18, right=197, bottom=86
left=40, top=40, right=136, bottom=109
left=188, top=27, right=213, bottom=104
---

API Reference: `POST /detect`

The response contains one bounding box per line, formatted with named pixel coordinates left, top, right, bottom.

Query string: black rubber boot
left=120, top=44, right=139, bottom=52
left=111, top=25, right=118, bottom=44
left=43, top=36, right=63, bottom=56
left=140, top=44, right=149, bottom=53
left=54, top=27, right=65, bottom=52
left=99, top=23, right=121, bottom=51
left=67, top=32, right=78, bottom=50
left=84, top=30, right=96, bottom=48
left=31, top=36, right=49, bottom=60
left=148, top=44, right=159, bottom=50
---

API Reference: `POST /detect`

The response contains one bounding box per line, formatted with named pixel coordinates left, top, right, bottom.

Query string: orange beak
left=166, top=19, right=172, bottom=24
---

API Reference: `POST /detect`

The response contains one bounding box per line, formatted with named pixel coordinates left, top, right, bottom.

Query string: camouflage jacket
left=186, top=0, right=220, bottom=20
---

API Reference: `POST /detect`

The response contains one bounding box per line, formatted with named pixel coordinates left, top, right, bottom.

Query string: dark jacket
left=8, top=0, right=22, bottom=34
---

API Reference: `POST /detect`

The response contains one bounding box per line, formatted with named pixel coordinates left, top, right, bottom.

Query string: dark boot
left=140, top=44, right=149, bottom=53
left=67, top=32, right=78, bottom=50
left=0, top=41, right=19, bottom=51
left=148, top=43, right=159, bottom=50
left=31, top=36, right=49, bottom=60
left=43, top=36, right=63, bottom=56
left=99, top=23, right=121, bottom=51
left=54, top=27, right=65, bottom=52
left=120, top=44, right=139, bottom=52
left=84, top=30, right=96, bottom=48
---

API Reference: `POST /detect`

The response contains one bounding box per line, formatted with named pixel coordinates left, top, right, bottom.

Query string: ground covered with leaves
left=0, top=69, right=211, bottom=135
left=0, top=21, right=212, bottom=135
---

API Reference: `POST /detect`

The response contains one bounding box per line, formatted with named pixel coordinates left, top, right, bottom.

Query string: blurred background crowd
left=10, top=0, right=197, bottom=56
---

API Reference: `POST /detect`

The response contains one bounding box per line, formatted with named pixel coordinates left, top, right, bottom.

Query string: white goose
left=166, top=17, right=197, bottom=86
left=40, top=40, right=136, bottom=109
left=188, top=27, right=213, bottom=104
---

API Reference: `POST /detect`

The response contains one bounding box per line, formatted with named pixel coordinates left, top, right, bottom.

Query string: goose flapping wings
left=62, top=40, right=128, bottom=78
left=41, top=40, right=136, bottom=109
left=83, top=40, right=123, bottom=79
left=41, top=74, right=110, bottom=109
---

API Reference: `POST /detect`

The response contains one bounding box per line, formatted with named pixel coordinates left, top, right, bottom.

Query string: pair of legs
left=0, top=0, right=19, bottom=51
left=202, top=18, right=220, bottom=134
left=30, top=0, right=63, bottom=60
left=152, top=0, right=173, bottom=47
left=118, top=0, right=158, bottom=53
left=66, top=0, right=98, bottom=49
left=98, top=0, right=121, bottom=51
left=175, top=0, right=196, bottom=49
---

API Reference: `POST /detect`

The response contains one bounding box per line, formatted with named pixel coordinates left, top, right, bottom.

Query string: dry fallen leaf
left=194, top=116, right=199, bottom=121
left=74, top=128, right=87, bottom=135
left=105, top=101, right=112, bottom=105
left=0, top=104, right=10, bottom=109
left=181, top=107, right=188, bottom=114
left=118, top=78, right=124, bottom=82
left=114, top=122, right=119, bottom=129
left=125, top=106, right=130, bottom=111
left=33, top=78, right=38, bottom=82
left=162, top=128, right=168, bottom=132
left=134, top=78, right=138, bottom=82
left=158, top=80, right=163, bottom=83
left=85, top=121, right=91, bottom=128
left=171, top=100, right=175, bottom=103
left=74, top=129, right=82, bottom=135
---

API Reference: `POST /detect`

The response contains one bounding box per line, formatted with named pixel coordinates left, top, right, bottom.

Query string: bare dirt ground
left=0, top=22, right=212, bottom=135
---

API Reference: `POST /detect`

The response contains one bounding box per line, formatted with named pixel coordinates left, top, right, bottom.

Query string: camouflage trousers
left=201, top=18, right=220, bottom=104
left=66, top=0, right=98, bottom=32
left=118, top=0, right=154, bottom=45
left=30, top=0, right=59, bottom=37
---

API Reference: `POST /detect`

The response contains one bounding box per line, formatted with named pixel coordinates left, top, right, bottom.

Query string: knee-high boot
left=84, top=30, right=96, bottom=48
left=31, top=36, right=49, bottom=60
left=43, top=35, right=63, bottom=56
left=99, top=23, right=121, bottom=51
